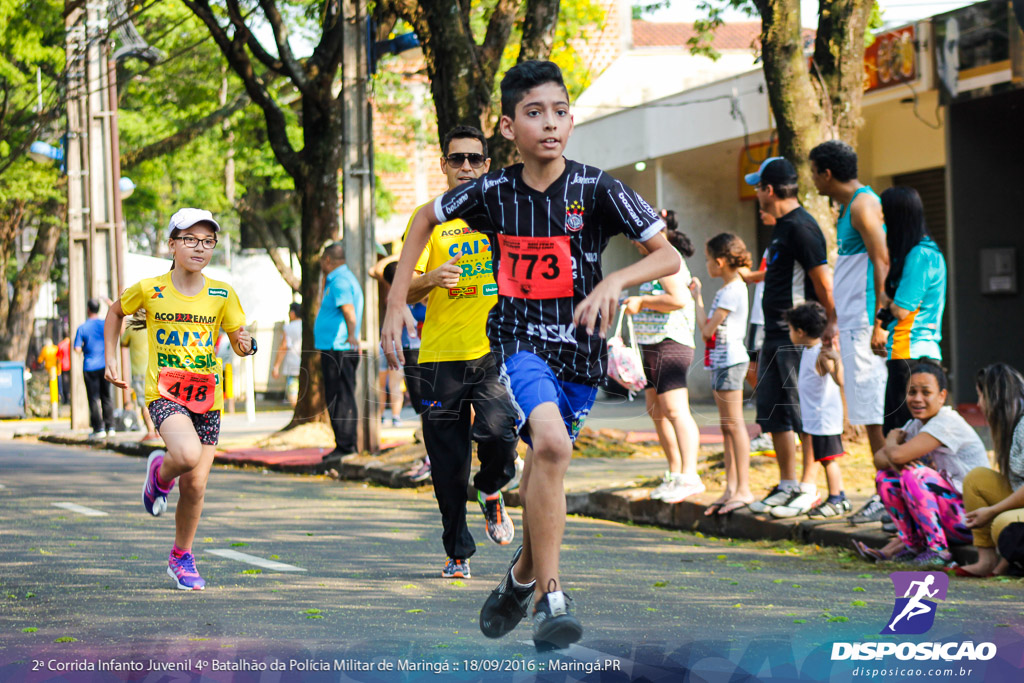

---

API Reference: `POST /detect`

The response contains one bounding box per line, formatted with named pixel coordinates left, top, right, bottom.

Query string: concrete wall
left=859, top=89, right=947, bottom=185
left=947, top=87, right=1024, bottom=402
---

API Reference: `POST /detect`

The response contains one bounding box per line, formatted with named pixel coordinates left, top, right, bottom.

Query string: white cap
left=168, top=208, right=221, bottom=237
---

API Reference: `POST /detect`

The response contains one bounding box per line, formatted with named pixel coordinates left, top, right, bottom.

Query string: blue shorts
left=499, top=351, right=597, bottom=448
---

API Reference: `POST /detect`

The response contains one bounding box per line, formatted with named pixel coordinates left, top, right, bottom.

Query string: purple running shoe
left=167, top=551, right=206, bottom=590
left=142, top=450, right=174, bottom=516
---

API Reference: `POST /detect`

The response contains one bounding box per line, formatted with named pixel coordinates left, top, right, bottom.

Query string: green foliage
left=866, top=1, right=885, bottom=47
left=0, top=0, right=65, bottom=171
left=632, top=1, right=670, bottom=20
left=690, top=1, right=757, bottom=62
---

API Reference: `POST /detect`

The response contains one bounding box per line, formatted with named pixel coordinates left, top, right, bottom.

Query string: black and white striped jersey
left=433, top=159, right=664, bottom=385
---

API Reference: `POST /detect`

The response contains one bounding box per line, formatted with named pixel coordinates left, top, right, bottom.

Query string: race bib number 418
left=496, top=234, right=573, bottom=299
left=158, top=368, right=216, bottom=414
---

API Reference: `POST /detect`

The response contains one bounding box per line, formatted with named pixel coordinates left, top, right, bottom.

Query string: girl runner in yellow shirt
left=103, top=208, right=253, bottom=590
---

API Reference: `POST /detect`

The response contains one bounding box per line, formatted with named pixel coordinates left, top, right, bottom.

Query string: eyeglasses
left=175, top=235, right=218, bottom=249
left=443, top=153, right=486, bottom=168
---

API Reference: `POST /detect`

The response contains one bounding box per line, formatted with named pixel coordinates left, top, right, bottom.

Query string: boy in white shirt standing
left=776, top=301, right=851, bottom=518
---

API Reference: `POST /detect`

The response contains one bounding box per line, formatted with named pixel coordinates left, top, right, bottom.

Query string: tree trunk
left=0, top=199, right=26, bottom=341
left=385, top=0, right=562, bottom=169
left=812, top=0, right=874, bottom=146
left=761, top=0, right=831, bottom=250
left=0, top=199, right=62, bottom=361
left=285, top=93, right=344, bottom=430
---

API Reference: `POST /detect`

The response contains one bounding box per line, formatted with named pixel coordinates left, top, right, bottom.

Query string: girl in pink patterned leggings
left=869, top=363, right=988, bottom=566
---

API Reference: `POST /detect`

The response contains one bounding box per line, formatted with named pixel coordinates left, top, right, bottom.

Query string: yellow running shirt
left=406, top=205, right=496, bottom=363
left=119, top=271, right=246, bottom=411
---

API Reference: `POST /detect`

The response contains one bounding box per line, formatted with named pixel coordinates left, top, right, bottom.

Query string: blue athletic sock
left=826, top=492, right=846, bottom=504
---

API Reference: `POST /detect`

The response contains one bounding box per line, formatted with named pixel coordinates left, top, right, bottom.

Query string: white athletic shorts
left=838, top=326, right=886, bottom=425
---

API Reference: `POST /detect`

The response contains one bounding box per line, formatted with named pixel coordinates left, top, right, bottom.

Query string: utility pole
left=341, top=0, right=379, bottom=454
left=64, top=0, right=90, bottom=430
left=64, top=0, right=133, bottom=429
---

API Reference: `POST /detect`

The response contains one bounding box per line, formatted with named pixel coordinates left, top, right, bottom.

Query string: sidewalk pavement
left=6, top=395, right=981, bottom=565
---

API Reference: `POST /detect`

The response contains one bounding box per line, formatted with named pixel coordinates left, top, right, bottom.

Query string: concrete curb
left=35, top=432, right=976, bottom=564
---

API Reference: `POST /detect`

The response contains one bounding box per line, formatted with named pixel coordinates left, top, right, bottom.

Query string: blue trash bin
left=0, top=361, right=27, bottom=418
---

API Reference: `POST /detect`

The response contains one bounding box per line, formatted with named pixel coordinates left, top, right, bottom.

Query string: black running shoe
left=479, top=546, right=534, bottom=638
left=849, top=494, right=886, bottom=525
left=532, top=582, right=582, bottom=652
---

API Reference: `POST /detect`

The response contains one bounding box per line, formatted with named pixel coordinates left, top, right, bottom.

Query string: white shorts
left=838, top=326, right=886, bottom=425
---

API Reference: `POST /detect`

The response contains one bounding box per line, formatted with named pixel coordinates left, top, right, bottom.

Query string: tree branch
left=183, top=0, right=303, bottom=181
left=223, top=0, right=287, bottom=75
left=518, top=0, right=561, bottom=62
left=120, top=90, right=252, bottom=168
left=309, top=0, right=345, bottom=82
left=479, top=0, right=518, bottom=82
left=240, top=203, right=302, bottom=292
left=256, top=0, right=312, bottom=94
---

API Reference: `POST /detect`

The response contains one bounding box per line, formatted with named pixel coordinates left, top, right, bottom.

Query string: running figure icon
left=888, top=574, right=938, bottom=632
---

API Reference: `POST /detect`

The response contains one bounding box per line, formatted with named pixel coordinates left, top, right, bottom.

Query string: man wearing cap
left=315, top=242, right=364, bottom=463
left=745, top=157, right=838, bottom=516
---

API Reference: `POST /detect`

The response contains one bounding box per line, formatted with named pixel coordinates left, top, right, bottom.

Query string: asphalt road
left=1, top=440, right=1022, bottom=682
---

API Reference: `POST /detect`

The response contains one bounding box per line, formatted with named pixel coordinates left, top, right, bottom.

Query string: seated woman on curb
left=853, top=363, right=988, bottom=566
left=956, top=363, right=1024, bottom=577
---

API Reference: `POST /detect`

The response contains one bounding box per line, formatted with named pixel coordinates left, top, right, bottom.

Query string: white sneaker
left=658, top=475, right=706, bottom=504
left=749, top=485, right=794, bottom=513
left=749, top=434, right=774, bottom=453
left=770, top=490, right=821, bottom=518
left=88, top=430, right=106, bottom=440
left=649, top=471, right=675, bottom=500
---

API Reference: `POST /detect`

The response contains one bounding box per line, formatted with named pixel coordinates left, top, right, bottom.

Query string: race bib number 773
left=157, top=368, right=216, bottom=414
left=496, top=234, right=573, bottom=299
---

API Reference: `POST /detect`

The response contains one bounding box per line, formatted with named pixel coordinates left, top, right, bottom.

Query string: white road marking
left=206, top=549, right=306, bottom=572
left=52, top=502, right=108, bottom=517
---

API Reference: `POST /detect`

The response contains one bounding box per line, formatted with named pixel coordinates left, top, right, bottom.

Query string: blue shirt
left=74, top=318, right=106, bottom=372
left=887, top=237, right=946, bottom=360
left=314, top=264, right=363, bottom=350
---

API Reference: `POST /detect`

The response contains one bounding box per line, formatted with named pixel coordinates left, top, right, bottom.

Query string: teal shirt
left=886, top=237, right=945, bottom=360
left=834, top=186, right=884, bottom=330
left=314, top=264, right=363, bottom=351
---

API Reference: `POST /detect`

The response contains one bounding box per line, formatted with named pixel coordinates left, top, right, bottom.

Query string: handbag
left=606, top=307, right=648, bottom=396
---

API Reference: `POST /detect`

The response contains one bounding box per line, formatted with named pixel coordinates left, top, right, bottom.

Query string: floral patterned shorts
left=148, top=398, right=221, bottom=446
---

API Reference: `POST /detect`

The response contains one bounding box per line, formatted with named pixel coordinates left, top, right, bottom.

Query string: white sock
left=510, top=567, right=535, bottom=590
left=799, top=482, right=817, bottom=494
left=780, top=479, right=798, bottom=492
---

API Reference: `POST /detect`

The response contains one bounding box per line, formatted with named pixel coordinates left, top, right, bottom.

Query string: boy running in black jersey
left=381, top=61, right=679, bottom=650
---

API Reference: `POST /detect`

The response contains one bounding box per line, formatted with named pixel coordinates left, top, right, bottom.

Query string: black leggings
left=407, top=354, right=518, bottom=559
left=83, top=368, right=113, bottom=433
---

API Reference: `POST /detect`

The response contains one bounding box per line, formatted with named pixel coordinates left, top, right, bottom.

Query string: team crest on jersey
left=207, top=288, right=228, bottom=298
left=565, top=201, right=584, bottom=232
left=151, top=286, right=165, bottom=299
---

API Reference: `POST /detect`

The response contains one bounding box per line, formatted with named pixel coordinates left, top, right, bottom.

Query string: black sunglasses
left=444, top=153, right=486, bottom=168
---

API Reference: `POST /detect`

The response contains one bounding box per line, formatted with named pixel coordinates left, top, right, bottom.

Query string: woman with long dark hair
left=875, top=186, right=947, bottom=434
left=956, top=364, right=1024, bottom=576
